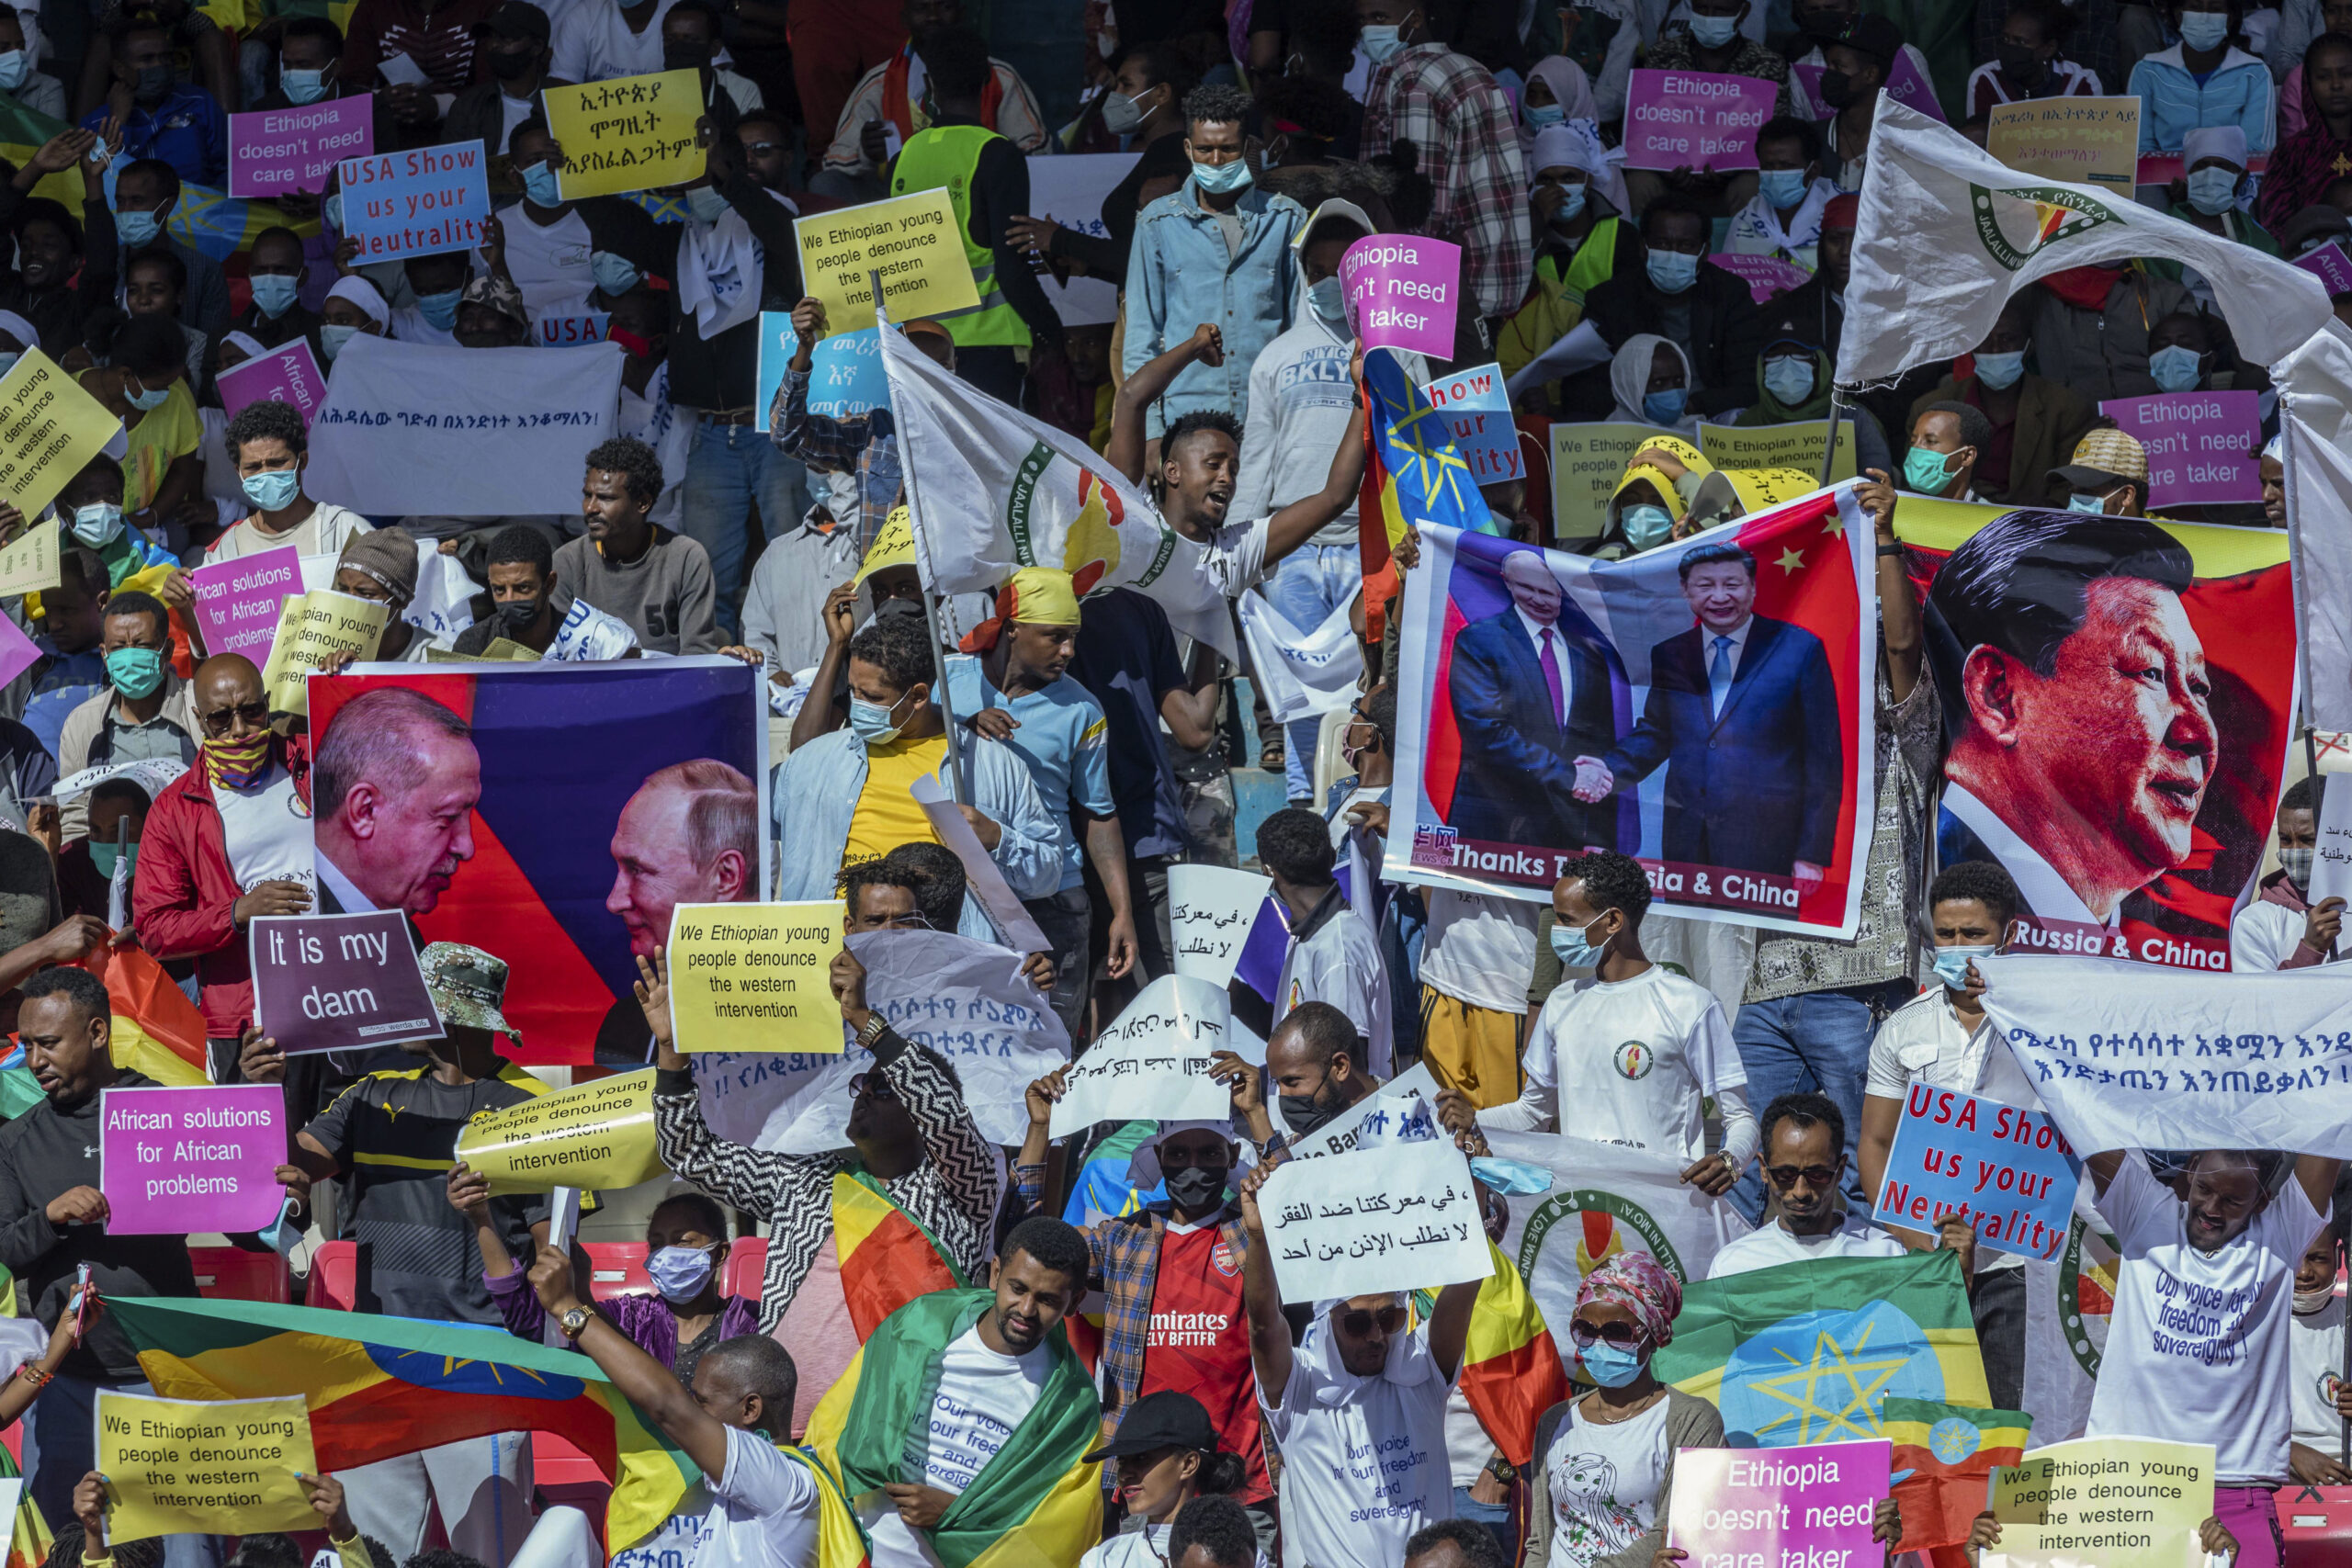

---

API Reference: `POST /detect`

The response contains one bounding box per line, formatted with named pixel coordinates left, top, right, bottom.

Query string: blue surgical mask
left=1576, top=1337, right=1646, bottom=1388
left=1361, top=22, right=1408, bottom=61
left=2177, top=8, right=2228, bottom=48
left=1622, top=502, right=1675, bottom=549
left=592, top=250, right=639, bottom=296
left=848, top=690, right=910, bottom=745
left=1902, top=445, right=1956, bottom=493
left=2185, top=164, right=2241, bottom=215
left=415, top=288, right=461, bottom=331
left=1642, top=388, right=1687, bottom=425
left=242, top=467, right=301, bottom=512
left=1688, top=11, right=1740, bottom=46
left=1763, top=354, right=1815, bottom=406
left=125, top=376, right=169, bottom=411
left=281, top=66, right=329, bottom=104
left=1308, top=275, right=1346, bottom=321
left=1523, top=101, right=1566, bottom=129
left=0, top=51, right=30, bottom=92
left=319, top=321, right=360, bottom=361
left=685, top=184, right=731, bottom=224
left=1549, top=912, right=1609, bottom=969
left=1973, top=349, right=2025, bottom=389
left=115, top=207, right=162, bottom=247
left=250, top=273, right=300, bottom=319
left=1543, top=180, right=1589, bottom=221
left=2149, top=344, right=2203, bottom=393
left=645, top=1244, right=718, bottom=1303
left=71, top=502, right=122, bottom=547
left=104, top=645, right=164, bottom=698
left=323, top=193, right=344, bottom=231
left=1646, top=248, right=1699, bottom=294
left=1192, top=157, right=1254, bottom=195
left=1758, top=167, right=1809, bottom=209
left=2068, top=488, right=2113, bottom=513
left=1930, top=942, right=1996, bottom=991
left=521, top=159, right=563, bottom=209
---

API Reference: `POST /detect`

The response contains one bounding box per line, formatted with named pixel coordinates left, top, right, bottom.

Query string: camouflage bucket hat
left=419, top=942, right=518, bottom=1039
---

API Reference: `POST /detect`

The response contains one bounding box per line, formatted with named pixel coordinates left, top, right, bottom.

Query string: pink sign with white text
left=218, top=340, right=329, bottom=427
left=2097, top=390, right=2264, bottom=507
left=1623, top=68, right=1777, bottom=172
left=98, top=1084, right=286, bottom=1235
left=1340, top=234, right=1462, bottom=357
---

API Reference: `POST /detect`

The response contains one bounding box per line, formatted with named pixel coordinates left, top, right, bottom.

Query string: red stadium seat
left=582, top=1242, right=651, bottom=1300
left=724, top=1236, right=767, bottom=1300
left=189, top=1247, right=290, bottom=1304
left=307, top=1239, right=358, bottom=1310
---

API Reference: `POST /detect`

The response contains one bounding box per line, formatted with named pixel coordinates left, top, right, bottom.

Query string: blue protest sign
left=755, top=317, right=888, bottom=434
left=336, top=141, right=490, bottom=263
left=1871, top=1084, right=2081, bottom=1262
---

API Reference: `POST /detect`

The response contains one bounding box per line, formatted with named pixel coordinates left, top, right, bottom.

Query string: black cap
left=1082, top=1391, right=1216, bottom=1462
left=479, top=2, right=550, bottom=43
left=1838, top=15, right=1903, bottom=66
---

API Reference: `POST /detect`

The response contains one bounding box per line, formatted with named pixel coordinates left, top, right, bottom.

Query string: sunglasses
left=1335, top=1305, right=1406, bottom=1337
left=848, top=1073, right=899, bottom=1104
left=1566, top=1318, right=1644, bottom=1348
left=1764, top=1163, right=1842, bottom=1190
left=199, top=700, right=271, bottom=738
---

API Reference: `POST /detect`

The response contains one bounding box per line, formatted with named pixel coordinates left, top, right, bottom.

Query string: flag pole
left=2278, top=415, right=2332, bottom=963
left=1820, top=391, right=1847, bottom=486
left=872, top=271, right=971, bottom=807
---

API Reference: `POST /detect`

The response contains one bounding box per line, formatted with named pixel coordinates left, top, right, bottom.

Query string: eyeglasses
left=1566, top=1318, right=1645, bottom=1348
left=848, top=1073, right=899, bottom=1104
left=742, top=141, right=781, bottom=156
left=198, top=700, right=270, bottom=738
left=1335, top=1305, right=1406, bottom=1337
left=1764, top=1163, right=1843, bottom=1190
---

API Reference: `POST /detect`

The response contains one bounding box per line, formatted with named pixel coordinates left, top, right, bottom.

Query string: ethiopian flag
left=1652, top=1251, right=1988, bottom=1450
left=1419, top=1242, right=1570, bottom=1468
left=0, top=1445, right=48, bottom=1568
left=804, top=1289, right=1102, bottom=1568
left=1883, top=1396, right=2030, bottom=1559
left=107, top=1296, right=694, bottom=1551
left=79, top=940, right=209, bottom=1088
left=831, top=1171, right=967, bottom=1341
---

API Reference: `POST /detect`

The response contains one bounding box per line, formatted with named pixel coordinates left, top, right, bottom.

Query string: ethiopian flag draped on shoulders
left=831, top=1171, right=967, bottom=1341
left=803, top=1288, right=1102, bottom=1568
left=107, top=1295, right=694, bottom=1551
left=1883, top=1396, right=2030, bottom=1562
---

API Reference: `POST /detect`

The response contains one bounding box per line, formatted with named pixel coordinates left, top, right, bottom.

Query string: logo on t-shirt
left=1613, top=1041, right=1654, bottom=1080
left=2321, top=1369, right=2344, bottom=1408
left=1211, top=1241, right=1239, bottom=1277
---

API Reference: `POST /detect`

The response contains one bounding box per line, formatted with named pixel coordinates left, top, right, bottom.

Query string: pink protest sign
left=1668, top=1440, right=1891, bottom=1562
left=1709, top=252, right=1812, bottom=303
left=231, top=96, right=374, bottom=197
left=187, top=545, right=300, bottom=666
left=2296, top=240, right=2352, bottom=298
left=1424, top=363, right=1522, bottom=482
left=1623, top=68, right=1777, bottom=172
left=98, top=1083, right=285, bottom=1234
left=2097, top=390, right=2264, bottom=507
left=0, top=611, right=38, bottom=693
left=217, top=340, right=328, bottom=427
left=1340, top=234, right=1462, bottom=357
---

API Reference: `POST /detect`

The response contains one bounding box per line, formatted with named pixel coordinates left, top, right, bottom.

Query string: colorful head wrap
left=1574, top=1251, right=1682, bottom=1347
left=958, top=566, right=1081, bottom=652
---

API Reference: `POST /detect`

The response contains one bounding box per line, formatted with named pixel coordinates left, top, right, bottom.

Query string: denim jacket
left=770, top=728, right=1063, bottom=941
left=1121, top=177, right=1306, bottom=437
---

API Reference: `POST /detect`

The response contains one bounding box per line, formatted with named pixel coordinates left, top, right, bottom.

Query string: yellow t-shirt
left=842, top=735, right=947, bottom=869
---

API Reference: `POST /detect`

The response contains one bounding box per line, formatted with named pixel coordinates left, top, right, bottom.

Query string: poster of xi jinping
left=306, top=659, right=768, bottom=1064
left=1902, top=503, right=2294, bottom=971
left=1392, top=486, right=1875, bottom=936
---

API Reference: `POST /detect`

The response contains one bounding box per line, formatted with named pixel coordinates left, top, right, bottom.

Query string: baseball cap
left=1838, top=15, right=1903, bottom=65
left=1081, top=1391, right=1217, bottom=1462
left=2049, top=427, right=2151, bottom=491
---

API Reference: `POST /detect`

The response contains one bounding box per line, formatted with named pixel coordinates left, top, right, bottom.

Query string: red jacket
left=130, top=743, right=311, bottom=1039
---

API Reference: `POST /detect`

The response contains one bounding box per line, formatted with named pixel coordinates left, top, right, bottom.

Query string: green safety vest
left=889, top=122, right=1031, bottom=348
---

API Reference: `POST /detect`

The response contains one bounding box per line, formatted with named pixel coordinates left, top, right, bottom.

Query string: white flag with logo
left=1838, top=100, right=2329, bottom=387
left=877, top=317, right=1238, bottom=658
left=2275, top=322, right=2352, bottom=730
left=1238, top=590, right=1363, bottom=722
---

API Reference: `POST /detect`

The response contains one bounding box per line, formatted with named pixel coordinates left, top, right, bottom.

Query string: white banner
left=1257, top=1134, right=1494, bottom=1301
left=1239, top=590, right=1364, bottom=723
left=1169, top=863, right=1272, bottom=986
left=2276, top=323, right=2352, bottom=732
left=1278, top=1064, right=1442, bottom=1160
left=1025, top=152, right=1136, bottom=328
left=306, top=334, right=621, bottom=516
left=692, top=927, right=1066, bottom=1150
left=1047, top=975, right=1236, bottom=1136
left=1487, top=1130, right=1750, bottom=1330
left=1976, top=953, right=2352, bottom=1156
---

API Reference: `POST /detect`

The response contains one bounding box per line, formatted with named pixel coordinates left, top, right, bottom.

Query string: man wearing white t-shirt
left=1442, top=851, right=1755, bottom=1201
left=526, top=1245, right=818, bottom=1568
left=2083, top=1145, right=2341, bottom=1568
left=1709, top=1093, right=1913, bottom=1278
left=1236, top=1162, right=1479, bottom=1568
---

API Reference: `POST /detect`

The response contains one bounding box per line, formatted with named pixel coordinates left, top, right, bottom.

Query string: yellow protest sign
left=794, top=191, right=982, bottom=337
left=96, top=1391, right=318, bottom=1542
left=1695, top=418, right=1856, bottom=479
left=456, top=1068, right=665, bottom=1193
left=259, top=590, right=390, bottom=715
left=1548, top=422, right=1679, bottom=542
left=1984, top=1436, right=2214, bottom=1567
left=0, top=517, right=58, bottom=596
left=0, top=352, right=122, bottom=522
left=543, top=70, right=705, bottom=199
left=666, top=900, right=846, bottom=1053
left=1986, top=96, right=2142, bottom=192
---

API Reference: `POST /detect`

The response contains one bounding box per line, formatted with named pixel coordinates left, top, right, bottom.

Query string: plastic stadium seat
left=724, top=1236, right=768, bottom=1300
left=307, top=1239, right=357, bottom=1310
left=189, top=1247, right=291, bottom=1304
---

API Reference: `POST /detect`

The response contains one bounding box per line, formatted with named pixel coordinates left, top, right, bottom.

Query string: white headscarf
left=2183, top=123, right=2248, bottom=173
left=1608, top=333, right=1695, bottom=428
left=1526, top=115, right=1630, bottom=220
left=1126, top=1118, right=1240, bottom=1188
left=0, top=310, right=39, bottom=352
left=1298, top=1292, right=1436, bottom=1399
left=325, top=276, right=389, bottom=327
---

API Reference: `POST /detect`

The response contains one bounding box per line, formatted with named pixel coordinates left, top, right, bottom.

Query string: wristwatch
left=559, top=1307, right=592, bottom=1341
left=854, top=1012, right=890, bottom=1050
left=1875, top=541, right=1905, bottom=558
left=1485, top=1456, right=1518, bottom=1483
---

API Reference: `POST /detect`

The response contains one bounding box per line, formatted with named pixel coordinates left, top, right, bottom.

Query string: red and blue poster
left=306, top=659, right=767, bottom=1064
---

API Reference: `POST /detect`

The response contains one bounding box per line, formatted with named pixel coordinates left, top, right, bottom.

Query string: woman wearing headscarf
left=1729, top=320, right=1892, bottom=475
left=1587, top=427, right=1708, bottom=560
left=1522, top=1253, right=1721, bottom=1568
left=1498, top=125, right=1637, bottom=407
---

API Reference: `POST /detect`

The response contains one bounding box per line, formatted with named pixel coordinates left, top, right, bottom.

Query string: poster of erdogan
left=1392, top=485, right=1875, bottom=937
left=1907, top=505, right=2295, bottom=971
left=305, top=659, right=768, bottom=1063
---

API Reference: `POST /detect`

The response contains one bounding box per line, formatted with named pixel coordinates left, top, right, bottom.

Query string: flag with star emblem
left=1363, top=345, right=1498, bottom=550
left=1883, top=1396, right=2031, bottom=1557
left=1651, top=1252, right=1990, bottom=1452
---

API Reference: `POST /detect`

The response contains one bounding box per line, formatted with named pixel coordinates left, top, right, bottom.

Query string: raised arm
left=2299, top=1155, right=2343, bottom=1219
left=1237, top=1163, right=1295, bottom=1399
left=1260, top=405, right=1367, bottom=574
left=1427, top=1276, right=1481, bottom=1382
left=526, top=1245, right=734, bottom=1480
left=1856, top=471, right=1921, bottom=702
left=1108, top=324, right=1225, bottom=484
left=642, top=953, right=818, bottom=1220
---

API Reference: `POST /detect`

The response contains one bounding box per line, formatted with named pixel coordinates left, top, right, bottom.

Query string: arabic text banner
left=1392, top=491, right=1875, bottom=937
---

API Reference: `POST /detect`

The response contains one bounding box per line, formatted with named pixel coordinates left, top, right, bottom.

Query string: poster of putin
left=1904, top=504, right=2295, bottom=971
left=306, top=659, right=768, bottom=1063
left=1391, top=486, right=1877, bottom=937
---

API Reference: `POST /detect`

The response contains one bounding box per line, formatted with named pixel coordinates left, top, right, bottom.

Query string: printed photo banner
left=307, top=660, right=769, bottom=1065
left=1392, top=488, right=1876, bottom=937
left=1898, top=501, right=2295, bottom=970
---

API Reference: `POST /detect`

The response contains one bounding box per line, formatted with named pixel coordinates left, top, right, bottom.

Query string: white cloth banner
left=1169, top=863, right=1272, bottom=986
left=1025, top=152, right=1136, bottom=327
left=1487, top=1130, right=1751, bottom=1330
left=1239, top=589, right=1364, bottom=723
left=306, top=334, right=622, bottom=516
left=693, top=927, right=1067, bottom=1151
left=1257, top=1134, right=1495, bottom=1301
left=2274, top=322, right=2352, bottom=731
left=1048, top=974, right=1235, bottom=1136
left=877, top=317, right=1238, bottom=658
left=1976, top=953, right=2352, bottom=1156
left=1839, top=100, right=2330, bottom=387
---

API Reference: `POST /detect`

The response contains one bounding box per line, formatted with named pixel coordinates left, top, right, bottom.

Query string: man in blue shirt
left=945, top=566, right=1136, bottom=1037
left=81, top=24, right=227, bottom=189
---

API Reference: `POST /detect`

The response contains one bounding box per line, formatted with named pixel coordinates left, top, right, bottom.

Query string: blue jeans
left=1451, top=1485, right=1514, bottom=1556
left=681, top=420, right=808, bottom=638
left=27, top=1373, right=221, bottom=1568
left=1727, top=978, right=1912, bottom=1225
left=1261, top=540, right=1361, bottom=802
